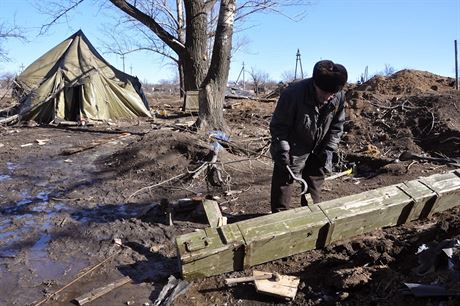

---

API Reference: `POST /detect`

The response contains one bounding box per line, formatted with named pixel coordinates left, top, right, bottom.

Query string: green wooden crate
left=418, top=170, right=460, bottom=215
left=176, top=224, right=245, bottom=279
left=397, top=179, right=437, bottom=220
left=319, top=185, right=413, bottom=243
left=176, top=170, right=460, bottom=279
left=237, top=207, right=330, bottom=267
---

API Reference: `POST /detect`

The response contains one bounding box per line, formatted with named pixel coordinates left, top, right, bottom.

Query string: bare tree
left=383, top=63, right=396, bottom=76
left=0, top=23, right=25, bottom=62
left=248, top=67, right=270, bottom=96
left=280, top=70, right=296, bottom=83
left=374, top=64, right=396, bottom=78
left=39, top=0, right=308, bottom=131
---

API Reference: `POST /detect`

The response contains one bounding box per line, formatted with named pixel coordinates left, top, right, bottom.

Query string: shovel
left=398, top=151, right=460, bottom=164
left=225, top=272, right=280, bottom=285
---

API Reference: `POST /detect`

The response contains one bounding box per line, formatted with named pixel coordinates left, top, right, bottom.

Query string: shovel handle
left=225, top=274, right=272, bottom=285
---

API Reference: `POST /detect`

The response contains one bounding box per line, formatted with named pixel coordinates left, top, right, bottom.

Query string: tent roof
left=14, top=30, right=151, bottom=123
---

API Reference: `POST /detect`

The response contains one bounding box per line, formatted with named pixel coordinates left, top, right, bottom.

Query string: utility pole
left=235, top=62, right=246, bottom=90
left=242, top=62, right=245, bottom=90
left=120, top=54, right=125, bottom=72
left=455, top=40, right=458, bottom=90
left=294, top=49, right=304, bottom=80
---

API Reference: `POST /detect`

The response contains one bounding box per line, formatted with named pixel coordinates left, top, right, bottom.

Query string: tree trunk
left=183, top=1, right=209, bottom=91
left=197, top=0, right=236, bottom=132
left=176, top=0, right=185, bottom=97
left=198, top=80, right=226, bottom=130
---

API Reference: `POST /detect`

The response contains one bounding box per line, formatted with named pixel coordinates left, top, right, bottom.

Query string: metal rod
left=455, top=39, right=458, bottom=90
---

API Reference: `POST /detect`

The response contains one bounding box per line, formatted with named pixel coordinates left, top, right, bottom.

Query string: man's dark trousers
left=270, top=154, right=325, bottom=213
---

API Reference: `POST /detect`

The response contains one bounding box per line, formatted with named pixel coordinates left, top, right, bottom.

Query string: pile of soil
left=354, top=69, right=455, bottom=95
left=0, top=69, right=459, bottom=305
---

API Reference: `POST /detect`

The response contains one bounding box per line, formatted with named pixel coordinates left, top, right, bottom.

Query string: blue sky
left=0, top=0, right=459, bottom=84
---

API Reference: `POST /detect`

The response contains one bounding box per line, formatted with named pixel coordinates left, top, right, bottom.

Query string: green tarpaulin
left=14, top=30, right=151, bottom=123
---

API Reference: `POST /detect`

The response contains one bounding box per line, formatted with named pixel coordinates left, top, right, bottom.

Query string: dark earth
left=0, top=69, right=460, bottom=305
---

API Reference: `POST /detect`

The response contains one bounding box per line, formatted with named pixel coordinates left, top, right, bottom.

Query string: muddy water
left=0, top=188, right=88, bottom=304
left=0, top=151, right=110, bottom=304
left=0, top=136, right=154, bottom=305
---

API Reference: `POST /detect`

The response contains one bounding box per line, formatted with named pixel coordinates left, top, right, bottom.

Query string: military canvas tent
left=14, top=30, right=151, bottom=123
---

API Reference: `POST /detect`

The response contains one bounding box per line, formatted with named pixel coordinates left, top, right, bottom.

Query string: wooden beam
left=73, top=276, right=131, bottom=305
left=202, top=199, right=225, bottom=228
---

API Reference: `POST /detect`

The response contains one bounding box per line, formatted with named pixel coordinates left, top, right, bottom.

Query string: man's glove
left=276, top=150, right=290, bottom=166
left=270, top=139, right=291, bottom=166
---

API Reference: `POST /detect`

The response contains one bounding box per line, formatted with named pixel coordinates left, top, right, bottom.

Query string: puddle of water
left=1, top=191, right=77, bottom=276
left=0, top=162, right=16, bottom=182
left=28, top=220, right=57, bottom=280
left=6, top=162, right=17, bottom=172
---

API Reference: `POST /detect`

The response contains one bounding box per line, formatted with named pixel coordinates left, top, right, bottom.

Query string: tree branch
left=109, top=0, right=185, bottom=56
left=39, top=0, right=86, bottom=34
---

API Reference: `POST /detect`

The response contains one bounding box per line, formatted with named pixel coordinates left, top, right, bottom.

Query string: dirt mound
left=100, top=130, right=212, bottom=200
left=344, top=70, right=460, bottom=164
left=355, top=69, right=455, bottom=95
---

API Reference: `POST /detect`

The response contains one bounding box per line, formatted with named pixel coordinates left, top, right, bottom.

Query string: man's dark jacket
left=270, top=78, right=346, bottom=167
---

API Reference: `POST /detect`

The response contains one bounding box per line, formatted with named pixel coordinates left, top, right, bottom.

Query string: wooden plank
left=203, top=199, right=224, bottom=228
left=253, top=270, right=300, bottom=300
left=418, top=170, right=460, bottom=215
left=318, top=185, right=413, bottom=243
left=73, top=276, right=131, bottom=305
left=237, top=207, right=330, bottom=267
left=183, top=90, right=199, bottom=112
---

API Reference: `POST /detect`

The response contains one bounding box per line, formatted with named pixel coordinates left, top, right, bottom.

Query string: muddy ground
left=0, top=70, right=460, bottom=305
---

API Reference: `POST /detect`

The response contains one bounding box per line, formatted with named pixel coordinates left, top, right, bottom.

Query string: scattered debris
left=254, top=270, right=300, bottom=300
left=0, top=114, right=19, bottom=125
left=35, top=139, right=50, bottom=145
left=225, top=271, right=300, bottom=300
left=153, top=275, right=191, bottom=306
left=413, top=238, right=460, bottom=275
